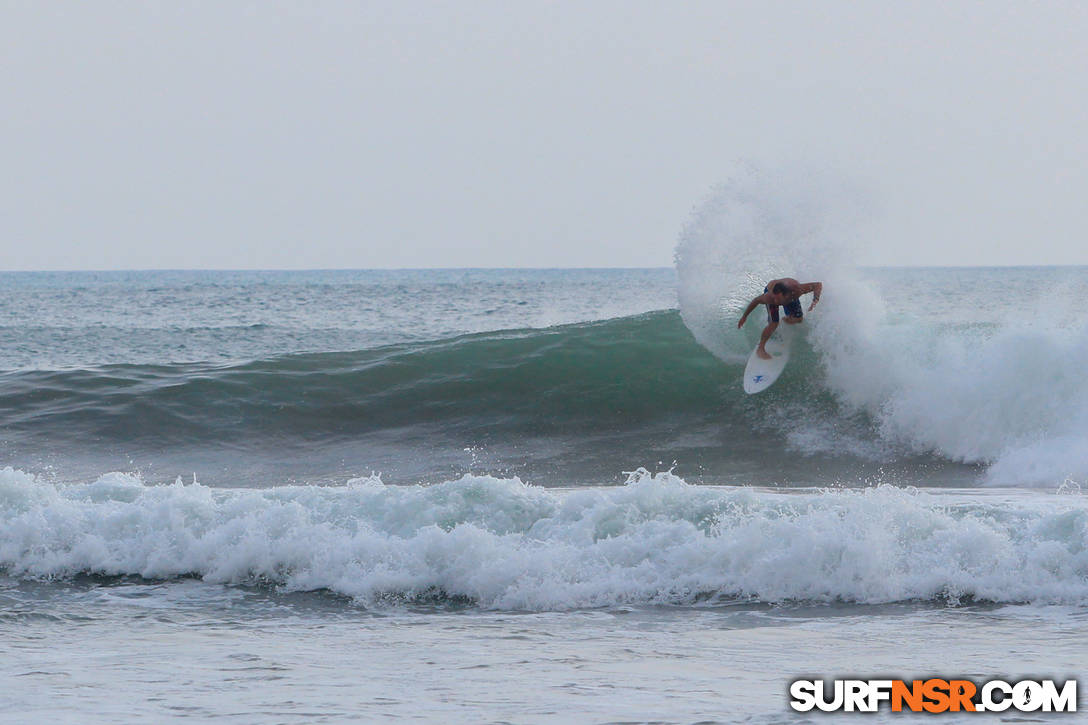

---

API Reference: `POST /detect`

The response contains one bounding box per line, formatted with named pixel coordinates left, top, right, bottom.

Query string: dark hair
left=772, top=282, right=788, bottom=295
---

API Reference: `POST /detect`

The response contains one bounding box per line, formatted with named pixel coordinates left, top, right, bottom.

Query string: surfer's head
left=769, top=282, right=789, bottom=302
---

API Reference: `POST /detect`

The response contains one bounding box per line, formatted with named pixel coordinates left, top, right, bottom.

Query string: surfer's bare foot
left=756, top=347, right=772, bottom=360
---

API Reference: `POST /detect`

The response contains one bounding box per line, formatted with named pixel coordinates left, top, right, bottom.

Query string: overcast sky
left=3, top=1, right=1086, bottom=270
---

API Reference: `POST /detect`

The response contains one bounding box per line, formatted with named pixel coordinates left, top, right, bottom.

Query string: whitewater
left=3, top=187, right=1088, bottom=721
left=4, top=468, right=1088, bottom=610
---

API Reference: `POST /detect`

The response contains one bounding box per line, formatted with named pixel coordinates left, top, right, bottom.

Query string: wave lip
left=3, top=467, right=1086, bottom=611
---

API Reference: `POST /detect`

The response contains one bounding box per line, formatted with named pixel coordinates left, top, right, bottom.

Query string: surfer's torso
left=764, top=278, right=804, bottom=322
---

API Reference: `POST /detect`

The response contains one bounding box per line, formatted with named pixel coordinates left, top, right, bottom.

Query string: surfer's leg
left=783, top=299, right=804, bottom=323
left=757, top=322, right=778, bottom=359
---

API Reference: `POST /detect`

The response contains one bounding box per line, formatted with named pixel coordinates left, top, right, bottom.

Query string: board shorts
left=765, top=287, right=803, bottom=323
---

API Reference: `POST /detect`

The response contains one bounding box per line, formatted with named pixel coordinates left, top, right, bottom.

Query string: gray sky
left=3, top=1, right=1086, bottom=269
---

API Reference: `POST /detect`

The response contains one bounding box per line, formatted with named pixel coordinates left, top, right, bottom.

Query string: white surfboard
left=743, top=323, right=795, bottom=394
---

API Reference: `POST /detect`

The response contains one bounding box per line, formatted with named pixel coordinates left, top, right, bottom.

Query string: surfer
left=737, top=278, right=822, bottom=359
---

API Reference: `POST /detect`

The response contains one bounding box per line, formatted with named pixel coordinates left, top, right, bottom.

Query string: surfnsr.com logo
left=789, top=679, right=1077, bottom=713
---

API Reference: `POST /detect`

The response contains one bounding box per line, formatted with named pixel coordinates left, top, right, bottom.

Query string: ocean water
left=2, top=261, right=1087, bottom=723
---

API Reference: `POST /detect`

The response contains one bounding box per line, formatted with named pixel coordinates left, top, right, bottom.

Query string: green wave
left=0, top=311, right=741, bottom=443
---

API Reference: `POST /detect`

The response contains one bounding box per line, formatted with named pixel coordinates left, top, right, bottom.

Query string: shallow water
left=5, top=575, right=1083, bottom=723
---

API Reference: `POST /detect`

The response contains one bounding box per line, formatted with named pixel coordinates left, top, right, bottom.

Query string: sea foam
left=2, top=467, right=1086, bottom=610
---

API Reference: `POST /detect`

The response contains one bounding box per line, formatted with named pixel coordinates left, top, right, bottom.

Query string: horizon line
left=1, top=263, right=1086, bottom=273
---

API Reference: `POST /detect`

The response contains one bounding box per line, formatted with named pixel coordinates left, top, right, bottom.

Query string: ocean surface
left=3, top=264, right=1087, bottom=723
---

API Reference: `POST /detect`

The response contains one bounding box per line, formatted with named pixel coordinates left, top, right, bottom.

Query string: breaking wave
left=2, top=468, right=1086, bottom=610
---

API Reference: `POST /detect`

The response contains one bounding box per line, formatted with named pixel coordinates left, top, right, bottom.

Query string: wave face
left=0, top=310, right=722, bottom=442
left=3, top=468, right=1086, bottom=610
left=3, top=310, right=796, bottom=485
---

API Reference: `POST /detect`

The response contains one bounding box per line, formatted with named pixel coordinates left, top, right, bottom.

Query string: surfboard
left=743, top=323, right=795, bottom=394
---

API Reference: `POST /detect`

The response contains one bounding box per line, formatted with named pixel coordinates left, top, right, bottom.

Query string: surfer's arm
left=800, top=282, right=822, bottom=310
left=737, top=295, right=768, bottom=328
